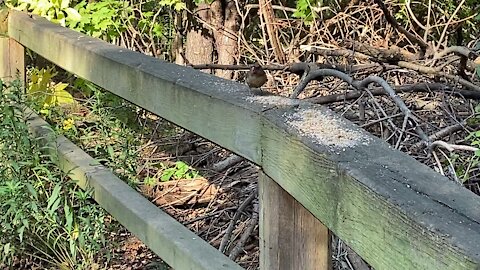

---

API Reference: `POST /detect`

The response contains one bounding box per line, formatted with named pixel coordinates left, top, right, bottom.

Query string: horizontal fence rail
left=26, top=109, right=242, bottom=270
left=5, top=10, right=480, bottom=269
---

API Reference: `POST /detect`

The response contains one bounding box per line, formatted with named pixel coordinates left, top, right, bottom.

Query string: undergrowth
left=0, top=79, right=112, bottom=269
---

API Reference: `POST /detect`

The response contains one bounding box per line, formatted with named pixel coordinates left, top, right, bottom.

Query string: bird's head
left=250, top=63, right=262, bottom=74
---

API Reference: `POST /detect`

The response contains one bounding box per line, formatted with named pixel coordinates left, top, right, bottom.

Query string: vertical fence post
left=259, top=172, right=331, bottom=270
left=0, top=17, right=25, bottom=84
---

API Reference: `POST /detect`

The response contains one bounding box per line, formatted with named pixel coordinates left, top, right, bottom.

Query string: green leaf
left=65, top=7, right=81, bottom=21
left=48, top=82, right=74, bottom=105
left=174, top=2, right=186, bottom=11
left=25, top=183, right=38, bottom=200
left=47, top=184, right=62, bottom=212
left=161, top=167, right=175, bottom=181
left=60, top=0, right=70, bottom=9
left=107, top=145, right=115, bottom=159
left=65, top=201, right=73, bottom=232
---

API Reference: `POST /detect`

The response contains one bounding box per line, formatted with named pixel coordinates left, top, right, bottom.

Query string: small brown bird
left=246, top=63, right=267, bottom=89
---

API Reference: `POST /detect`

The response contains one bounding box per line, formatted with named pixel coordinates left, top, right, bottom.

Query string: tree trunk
left=183, top=1, right=241, bottom=79
left=185, top=3, right=214, bottom=70
left=211, top=0, right=240, bottom=79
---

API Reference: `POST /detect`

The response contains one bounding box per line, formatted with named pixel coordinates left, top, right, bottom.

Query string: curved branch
left=356, top=76, right=417, bottom=122
left=434, top=46, right=479, bottom=60
left=290, top=68, right=429, bottom=146
left=372, top=0, right=428, bottom=54
left=290, top=68, right=354, bottom=98
left=429, top=140, right=478, bottom=153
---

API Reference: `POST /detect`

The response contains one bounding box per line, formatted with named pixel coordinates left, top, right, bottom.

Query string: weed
left=0, top=79, right=110, bottom=268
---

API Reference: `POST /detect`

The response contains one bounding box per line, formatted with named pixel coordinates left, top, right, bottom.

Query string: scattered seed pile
left=245, top=95, right=301, bottom=107
left=285, top=108, right=371, bottom=148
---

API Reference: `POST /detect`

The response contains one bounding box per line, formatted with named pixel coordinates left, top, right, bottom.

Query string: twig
left=212, top=154, right=244, bottom=172
left=372, top=0, right=428, bottom=54
left=290, top=67, right=354, bottom=98
left=184, top=206, right=237, bottom=225
left=396, top=61, right=480, bottom=92
left=228, top=201, right=259, bottom=260
left=412, top=122, right=465, bottom=149
left=435, top=0, right=466, bottom=53
left=440, top=72, right=480, bottom=92
left=245, top=3, right=296, bottom=12
left=432, top=151, right=445, bottom=176
left=219, top=190, right=257, bottom=253
left=406, top=0, right=426, bottom=30
left=290, top=68, right=429, bottom=146
left=434, top=46, right=479, bottom=60
left=429, top=140, right=478, bottom=153
left=360, top=113, right=403, bottom=128
left=300, top=45, right=372, bottom=60
left=342, top=40, right=421, bottom=62
left=357, top=76, right=419, bottom=122
left=344, top=245, right=371, bottom=270
left=287, top=62, right=380, bottom=76
left=307, top=83, right=480, bottom=104
left=290, top=69, right=416, bottom=121
left=189, top=63, right=285, bottom=70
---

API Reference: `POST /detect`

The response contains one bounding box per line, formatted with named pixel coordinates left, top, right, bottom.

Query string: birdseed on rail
left=285, top=108, right=370, bottom=148
left=245, top=95, right=301, bottom=107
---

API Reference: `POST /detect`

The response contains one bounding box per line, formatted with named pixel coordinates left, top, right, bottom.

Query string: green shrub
left=0, top=79, right=110, bottom=268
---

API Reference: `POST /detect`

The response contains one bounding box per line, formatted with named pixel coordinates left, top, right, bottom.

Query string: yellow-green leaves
left=27, top=68, right=75, bottom=106
left=6, top=0, right=81, bottom=26
left=159, top=0, right=185, bottom=11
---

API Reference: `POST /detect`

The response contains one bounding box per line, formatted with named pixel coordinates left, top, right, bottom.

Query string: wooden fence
left=1, top=9, right=480, bottom=270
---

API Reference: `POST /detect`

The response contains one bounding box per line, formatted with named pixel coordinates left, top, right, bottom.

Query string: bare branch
left=372, top=0, right=428, bottom=54
left=307, top=83, right=480, bottom=104
left=228, top=201, right=259, bottom=260
left=412, top=122, right=466, bottom=149
left=219, top=190, right=257, bottom=253
left=434, top=46, right=479, bottom=60
left=429, top=140, right=478, bottom=153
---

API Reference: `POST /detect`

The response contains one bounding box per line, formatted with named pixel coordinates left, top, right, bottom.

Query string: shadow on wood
left=260, top=172, right=331, bottom=270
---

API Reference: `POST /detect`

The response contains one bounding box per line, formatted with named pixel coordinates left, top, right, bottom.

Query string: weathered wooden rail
left=1, top=9, right=480, bottom=270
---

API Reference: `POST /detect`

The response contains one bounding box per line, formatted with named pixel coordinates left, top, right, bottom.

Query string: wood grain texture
left=26, top=109, right=242, bottom=270
left=8, top=11, right=480, bottom=269
left=259, top=173, right=331, bottom=270
left=0, top=36, right=24, bottom=82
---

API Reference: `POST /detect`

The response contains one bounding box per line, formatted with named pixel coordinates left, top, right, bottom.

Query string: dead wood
left=372, top=0, right=428, bottom=55
left=259, top=0, right=286, bottom=64
left=289, top=66, right=429, bottom=147
left=429, top=140, right=478, bottom=153
left=189, top=63, right=285, bottom=70
left=435, top=46, right=479, bottom=60
left=306, top=83, right=480, bottom=104
left=212, top=154, right=244, bottom=172
left=301, top=45, right=372, bottom=61
left=228, top=201, right=259, bottom=260
left=342, top=40, right=422, bottom=62
left=395, top=61, right=480, bottom=92
left=220, top=190, right=257, bottom=253
left=412, top=122, right=467, bottom=149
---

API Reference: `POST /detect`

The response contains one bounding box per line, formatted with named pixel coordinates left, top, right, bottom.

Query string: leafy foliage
left=27, top=67, right=75, bottom=107
left=0, top=80, right=110, bottom=268
left=68, top=0, right=130, bottom=40
left=293, top=0, right=319, bottom=23
left=6, top=0, right=81, bottom=26
left=160, top=161, right=199, bottom=182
